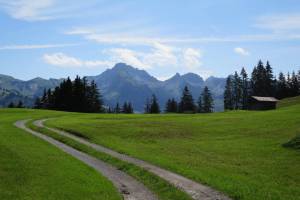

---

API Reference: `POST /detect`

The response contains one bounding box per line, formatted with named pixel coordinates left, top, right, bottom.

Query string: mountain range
left=0, top=63, right=226, bottom=111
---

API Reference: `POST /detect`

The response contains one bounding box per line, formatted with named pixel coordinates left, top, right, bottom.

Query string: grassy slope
left=0, top=109, right=121, bottom=200
left=27, top=121, right=191, bottom=200
left=277, top=95, right=300, bottom=108
left=46, top=102, right=300, bottom=200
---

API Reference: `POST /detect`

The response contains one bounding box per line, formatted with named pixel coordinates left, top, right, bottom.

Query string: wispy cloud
left=0, top=43, right=80, bottom=50
left=234, top=47, right=250, bottom=56
left=255, top=13, right=300, bottom=32
left=0, top=0, right=56, bottom=21
left=43, top=43, right=210, bottom=77
left=43, top=53, right=113, bottom=68
left=0, top=0, right=110, bottom=21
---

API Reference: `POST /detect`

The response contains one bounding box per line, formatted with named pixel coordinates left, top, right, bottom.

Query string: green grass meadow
left=0, top=109, right=121, bottom=200
left=45, top=98, right=300, bottom=200
left=0, top=97, right=299, bottom=200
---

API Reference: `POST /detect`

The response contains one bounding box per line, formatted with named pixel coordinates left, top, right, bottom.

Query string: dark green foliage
left=201, top=86, right=214, bottom=113
left=34, top=76, right=103, bottom=113
left=179, top=86, right=195, bottom=113
left=224, top=76, right=234, bottom=110
left=149, top=94, right=160, bottom=113
left=283, top=134, right=300, bottom=150
left=233, top=71, right=242, bottom=109
left=144, top=98, right=151, bottom=114
left=17, top=100, right=24, bottom=108
left=165, top=98, right=178, bottom=113
left=224, top=60, right=300, bottom=110
left=122, top=102, right=134, bottom=113
left=240, top=68, right=249, bottom=110
left=276, top=72, right=288, bottom=99
left=197, top=96, right=203, bottom=113
left=8, top=102, right=15, bottom=108
left=114, top=102, right=121, bottom=113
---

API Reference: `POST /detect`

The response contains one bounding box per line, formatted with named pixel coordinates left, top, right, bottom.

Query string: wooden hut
left=249, top=96, right=279, bottom=110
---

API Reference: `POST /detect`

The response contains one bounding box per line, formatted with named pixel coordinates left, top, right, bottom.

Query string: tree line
left=34, top=76, right=104, bottom=113
left=145, top=85, right=214, bottom=113
left=224, top=60, right=300, bottom=110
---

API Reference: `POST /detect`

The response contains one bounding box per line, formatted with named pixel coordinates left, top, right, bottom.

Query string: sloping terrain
left=46, top=100, right=300, bottom=200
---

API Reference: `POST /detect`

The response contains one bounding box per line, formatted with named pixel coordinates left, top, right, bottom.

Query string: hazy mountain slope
left=0, top=63, right=226, bottom=111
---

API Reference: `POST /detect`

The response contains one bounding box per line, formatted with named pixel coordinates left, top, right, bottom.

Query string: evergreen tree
left=201, top=86, right=214, bottom=113
left=8, top=102, right=15, bottom=108
left=165, top=98, right=178, bottom=113
left=114, top=102, right=121, bottom=113
left=149, top=94, right=160, bottom=113
left=290, top=71, right=299, bottom=96
left=17, top=100, right=24, bottom=108
left=276, top=72, right=287, bottom=99
left=127, top=102, right=134, bottom=114
left=251, top=60, right=268, bottom=96
left=122, top=102, right=128, bottom=113
left=34, top=97, right=42, bottom=109
left=233, top=71, right=242, bottom=109
left=224, top=76, right=234, bottom=110
left=197, top=96, right=203, bottom=113
left=240, top=68, right=249, bottom=109
left=179, top=86, right=195, bottom=113
left=144, top=98, right=151, bottom=113
left=170, top=98, right=178, bottom=113
left=35, top=75, right=103, bottom=113
left=165, top=99, right=172, bottom=113
left=265, top=61, right=275, bottom=96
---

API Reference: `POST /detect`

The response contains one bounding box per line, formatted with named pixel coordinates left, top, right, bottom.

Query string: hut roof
left=251, top=96, right=279, bottom=102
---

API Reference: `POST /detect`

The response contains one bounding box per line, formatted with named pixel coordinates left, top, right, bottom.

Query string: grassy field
left=0, top=109, right=121, bottom=200
left=45, top=97, right=300, bottom=200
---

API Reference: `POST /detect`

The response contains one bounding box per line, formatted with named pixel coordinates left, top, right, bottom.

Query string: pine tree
left=179, top=86, right=195, bottom=113
left=251, top=60, right=268, bottom=96
left=17, top=100, right=24, bottom=108
left=201, top=86, right=214, bottom=113
left=276, top=72, right=287, bottom=99
left=265, top=61, right=275, bottom=96
left=240, top=68, right=249, bottom=109
left=150, top=94, right=160, bottom=113
left=36, top=76, right=103, bottom=113
left=291, top=71, right=299, bottom=96
left=197, top=96, right=203, bottom=113
left=165, top=98, right=178, bottom=113
left=8, top=102, right=15, bottom=108
left=165, top=99, right=172, bottom=113
left=170, top=98, right=178, bottom=113
left=122, top=102, right=128, bottom=113
left=34, top=97, right=42, bottom=109
left=144, top=98, right=151, bottom=113
left=224, top=76, right=234, bottom=110
left=233, top=71, right=242, bottom=109
left=115, top=102, right=121, bottom=113
left=127, top=102, right=134, bottom=113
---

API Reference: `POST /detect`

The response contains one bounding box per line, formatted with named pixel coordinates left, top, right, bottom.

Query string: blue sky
left=0, top=0, right=300, bottom=80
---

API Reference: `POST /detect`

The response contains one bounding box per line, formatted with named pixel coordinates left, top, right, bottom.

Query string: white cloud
left=0, top=0, right=55, bottom=21
left=182, top=48, right=202, bottom=70
left=106, top=48, right=149, bottom=69
left=43, top=53, right=112, bottom=68
left=255, top=14, right=300, bottom=32
left=0, top=43, right=79, bottom=50
left=234, top=47, right=250, bottom=56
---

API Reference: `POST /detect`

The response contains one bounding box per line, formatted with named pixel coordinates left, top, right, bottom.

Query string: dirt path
left=15, top=120, right=157, bottom=200
left=35, top=119, right=231, bottom=200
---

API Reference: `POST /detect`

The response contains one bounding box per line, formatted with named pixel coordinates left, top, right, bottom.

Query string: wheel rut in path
left=35, top=119, right=231, bottom=200
left=15, top=120, right=157, bottom=200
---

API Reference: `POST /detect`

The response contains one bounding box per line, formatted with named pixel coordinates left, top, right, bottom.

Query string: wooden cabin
left=249, top=96, right=279, bottom=110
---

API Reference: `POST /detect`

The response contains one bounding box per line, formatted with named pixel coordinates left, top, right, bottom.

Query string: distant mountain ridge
left=0, top=63, right=226, bottom=111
